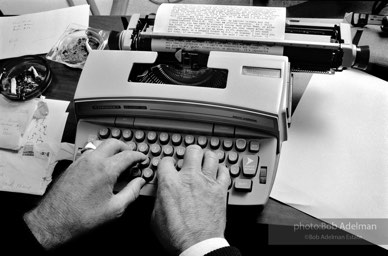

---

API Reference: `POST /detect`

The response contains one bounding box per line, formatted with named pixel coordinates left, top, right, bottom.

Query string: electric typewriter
left=73, top=4, right=369, bottom=206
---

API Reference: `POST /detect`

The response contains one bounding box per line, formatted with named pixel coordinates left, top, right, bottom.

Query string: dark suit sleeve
left=205, top=246, right=242, bottom=256
left=1, top=213, right=46, bottom=255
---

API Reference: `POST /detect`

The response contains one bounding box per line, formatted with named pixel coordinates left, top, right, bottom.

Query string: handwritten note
left=0, top=5, right=89, bottom=59
left=25, top=118, right=48, bottom=144
left=12, top=18, right=33, bottom=31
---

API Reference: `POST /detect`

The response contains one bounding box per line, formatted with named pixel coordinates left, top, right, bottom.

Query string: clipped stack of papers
left=0, top=97, right=69, bottom=195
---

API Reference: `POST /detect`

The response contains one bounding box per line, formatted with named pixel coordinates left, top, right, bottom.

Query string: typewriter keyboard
left=75, top=120, right=278, bottom=206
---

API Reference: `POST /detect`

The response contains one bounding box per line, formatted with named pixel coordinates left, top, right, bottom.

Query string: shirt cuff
left=179, top=237, right=230, bottom=256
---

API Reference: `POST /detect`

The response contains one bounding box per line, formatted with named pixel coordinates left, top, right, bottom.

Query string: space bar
left=133, top=117, right=213, bottom=135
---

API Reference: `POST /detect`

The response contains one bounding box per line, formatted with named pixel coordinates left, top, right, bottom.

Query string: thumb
left=112, top=177, right=146, bottom=210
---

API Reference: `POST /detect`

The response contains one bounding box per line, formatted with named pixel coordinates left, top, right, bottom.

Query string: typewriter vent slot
left=92, top=105, right=121, bottom=110
left=123, top=105, right=147, bottom=110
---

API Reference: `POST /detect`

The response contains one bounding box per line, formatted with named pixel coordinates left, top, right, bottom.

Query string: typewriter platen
left=73, top=4, right=368, bottom=206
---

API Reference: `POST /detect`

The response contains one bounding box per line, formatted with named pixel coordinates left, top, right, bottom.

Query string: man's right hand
left=24, top=139, right=146, bottom=249
left=151, top=145, right=230, bottom=255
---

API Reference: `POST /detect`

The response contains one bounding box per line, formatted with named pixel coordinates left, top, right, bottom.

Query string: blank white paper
left=271, top=69, right=388, bottom=248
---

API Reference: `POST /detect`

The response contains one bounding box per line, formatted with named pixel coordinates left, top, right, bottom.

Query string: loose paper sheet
left=0, top=5, right=89, bottom=59
left=152, top=4, right=285, bottom=55
left=0, top=97, right=37, bottom=150
left=0, top=98, right=69, bottom=195
left=270, top=69, right=388, bottom=248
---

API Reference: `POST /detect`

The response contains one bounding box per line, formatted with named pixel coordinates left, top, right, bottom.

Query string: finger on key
left=181, top=145, right=203, bottom=173
left=217, top=164, right=231, bottom=190
left=108, top=151, right=147, bottom=177
left=157, top=157, right=177, bottom=183
left=201, top=150, right=218, bottom=180
left=93, top=138, right=130, bottom=157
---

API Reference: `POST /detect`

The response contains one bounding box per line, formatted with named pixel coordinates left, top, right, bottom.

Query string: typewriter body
left=73, top=5, right=368, bottom=206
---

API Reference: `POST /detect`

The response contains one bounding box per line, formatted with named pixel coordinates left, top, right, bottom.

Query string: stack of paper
left=0, top=98, right=69, bottom=195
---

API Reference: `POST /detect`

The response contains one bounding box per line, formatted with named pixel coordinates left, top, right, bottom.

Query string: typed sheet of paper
left=152, top=4, right=285, bottom=55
